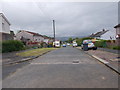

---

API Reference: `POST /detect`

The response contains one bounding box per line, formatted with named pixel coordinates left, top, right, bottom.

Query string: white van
left=53, top=41, right=61, bottom=47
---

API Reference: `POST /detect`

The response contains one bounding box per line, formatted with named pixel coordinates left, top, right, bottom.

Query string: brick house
left=0, top=13, right=14, bottom=41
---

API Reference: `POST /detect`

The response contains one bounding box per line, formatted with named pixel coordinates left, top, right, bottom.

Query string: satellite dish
left=116, top=35, right=119, bottom=39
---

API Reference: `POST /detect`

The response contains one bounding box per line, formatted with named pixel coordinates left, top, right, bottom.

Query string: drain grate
left=73, top=60, right=79, bottom=64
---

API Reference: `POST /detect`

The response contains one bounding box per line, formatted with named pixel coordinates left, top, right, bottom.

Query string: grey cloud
left=2, top=2, right=118, bottom=37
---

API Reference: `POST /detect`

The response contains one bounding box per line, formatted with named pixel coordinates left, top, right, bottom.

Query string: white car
left=72, top=42, right=78, bottom=47
left=67, top=43, right=70, bottom=46
left=81, top=40, right=97, bottom=50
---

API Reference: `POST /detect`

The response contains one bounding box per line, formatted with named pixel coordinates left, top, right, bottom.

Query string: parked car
left=72, top=42, right=78, bottom=47
left=67, top=43, right=70, bottom=46
left=62, top=44, right=66, bottom=47
left=81, top=40, right=97, bottom=50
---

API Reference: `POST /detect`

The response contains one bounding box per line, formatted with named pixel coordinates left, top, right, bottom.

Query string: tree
left=68, top=37, right=73, bottom=43
left=75, top=37, right=79, bottom=40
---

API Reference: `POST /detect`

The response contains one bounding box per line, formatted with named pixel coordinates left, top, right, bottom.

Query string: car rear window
left=83, top=40, right=92, bottom=44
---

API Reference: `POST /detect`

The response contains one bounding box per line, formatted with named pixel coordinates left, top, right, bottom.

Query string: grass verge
left=16, top=48, right=57, bottom=57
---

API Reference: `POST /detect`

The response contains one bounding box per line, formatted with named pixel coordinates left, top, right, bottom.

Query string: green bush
left=76, top=37, right=94, bottom=46
left=111, top=46, right=120, bottom=50
left=2, top=40, right=24, bottom=53
left=94, top=40, right=107, bottom=48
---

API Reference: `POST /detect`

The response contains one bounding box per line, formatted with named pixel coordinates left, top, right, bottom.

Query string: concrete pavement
left=77, top=47, right=120, bottom=75
left=98, top=47, right=120, bottom=54
left=3, top=46, right=119, bottom=88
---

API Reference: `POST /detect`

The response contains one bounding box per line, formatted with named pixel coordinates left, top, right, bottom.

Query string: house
left=16, top=30, right=44, bottom=43
left=89, top=29, right=109, bottom=39
left=42, top=35, right=54, bottom=44
left=43, top=36, right=50, bottom=44
left=114, top=24, right=120, bottom=44
left=0, top=13, right=13, bottom=41
left=73, top=40, right=77, bottom=43
left=114, top=24, right=120, bottom=39
left=100, top=30, right=116, bottom=40
left=118, top=1, right=120, bottom=24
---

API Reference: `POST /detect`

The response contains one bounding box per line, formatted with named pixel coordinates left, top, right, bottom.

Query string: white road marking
left=30, top=62, right=80, bottom=65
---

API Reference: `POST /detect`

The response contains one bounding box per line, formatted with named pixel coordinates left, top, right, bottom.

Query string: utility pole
left=53, top=20, right=56, bottom=42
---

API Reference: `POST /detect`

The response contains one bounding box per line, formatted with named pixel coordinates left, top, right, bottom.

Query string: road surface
left=3, top=46, right=119, bottom=88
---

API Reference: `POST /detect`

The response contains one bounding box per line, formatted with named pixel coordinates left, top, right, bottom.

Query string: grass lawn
left=16, top=48, right=58, bottom=57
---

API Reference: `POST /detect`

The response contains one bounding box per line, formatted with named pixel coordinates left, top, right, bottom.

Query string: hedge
left=76, top=37, right=94, bottom=46
left=94, top=40, right=107, bottom=48
left=95, top=40, right=120, bottom=50
left=110, top=46, right=120, bottom=50
left=2, top=40, right=24, bottom=53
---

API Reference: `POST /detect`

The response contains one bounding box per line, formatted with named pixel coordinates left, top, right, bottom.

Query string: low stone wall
left=116, top=39, right=120, bottom=45
left=105, top=40, right=120, bottom=47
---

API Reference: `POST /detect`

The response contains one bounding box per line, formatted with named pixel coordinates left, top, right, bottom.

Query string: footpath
left=2, top=48, right=53, bottom=65
left=77, top=47, right=120, bottom=75
left=2, top=49, right=35, bottom=65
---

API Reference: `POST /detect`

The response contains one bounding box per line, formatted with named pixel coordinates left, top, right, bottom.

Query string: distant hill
left=56, top=36, right=86, bottom=41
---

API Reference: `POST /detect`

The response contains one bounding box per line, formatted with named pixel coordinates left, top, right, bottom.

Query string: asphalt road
left=2, top=61, right=29, bottom=79
left=2, top=48, right=34, bottom=79
left=3, top=46, right=119, bottom=88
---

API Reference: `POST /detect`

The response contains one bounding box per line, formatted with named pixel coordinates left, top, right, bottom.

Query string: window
left=2, top=23, right=5, bottom=31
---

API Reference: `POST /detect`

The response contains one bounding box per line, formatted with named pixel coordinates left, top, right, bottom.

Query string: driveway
left=3, top=46, right=119, bottom=88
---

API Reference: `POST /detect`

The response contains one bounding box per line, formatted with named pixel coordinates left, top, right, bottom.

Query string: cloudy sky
left=1, top=1, right=118, bottom=37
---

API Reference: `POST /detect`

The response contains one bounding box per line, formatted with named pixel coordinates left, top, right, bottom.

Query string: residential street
left=3, top=46, right=119, bottom=88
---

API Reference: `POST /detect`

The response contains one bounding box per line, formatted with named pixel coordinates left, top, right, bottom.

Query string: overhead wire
left=33, top=2, right=53, bottom=21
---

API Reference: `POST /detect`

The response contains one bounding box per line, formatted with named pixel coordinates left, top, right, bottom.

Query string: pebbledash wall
left=118, top=1, right=120, bottom=24
left=0, top=13, right=13, bottom=41
left=0, top=13, right=2, bottom=41
left=0, top=14, right=2, bottom=32
left=0, top=14, right=10, bottom=34
left=16, top=31, right=34, bottom=41
left=16, top=30, right=44, bottom=42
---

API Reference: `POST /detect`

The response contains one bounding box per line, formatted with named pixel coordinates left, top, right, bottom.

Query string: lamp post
left=53, top=20, right=55, bottom=42
left=53, top=20, right=56, bottom=47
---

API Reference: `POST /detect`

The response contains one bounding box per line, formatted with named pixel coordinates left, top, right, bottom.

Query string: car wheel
left=93, top=47, right=97, bottom=50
